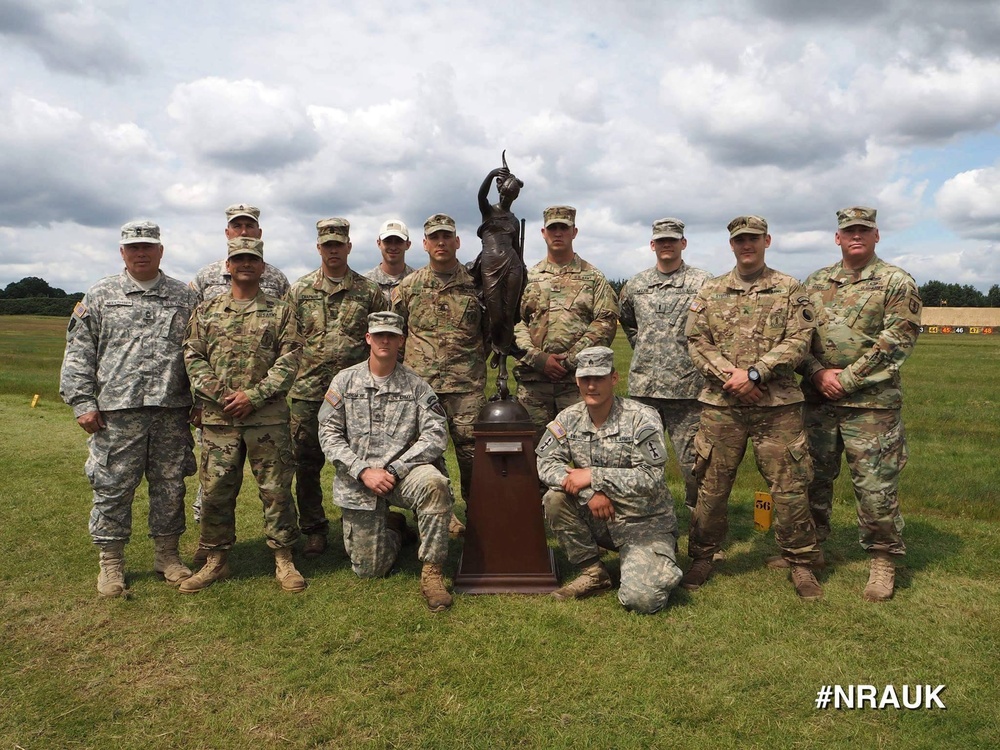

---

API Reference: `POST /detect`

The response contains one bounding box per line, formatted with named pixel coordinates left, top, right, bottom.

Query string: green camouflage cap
left=120, top=220, right=161, bottom=245
left=424, top=213, right=456, bottom=235
left=651, top=217, right=685, bottom=240
left=837, top=206, right=877, bottom=229
left=543, top=205, right=576, bottom=228
left=575, top=346, right=615, bottom=377
left=317, top=217, right=350, bottom=244
left=225, top=203, right=261, bottom=222
left=227, top=237, right=264, bottom=259
left=728, top=215, right=768, bottom=238
left=368, top=311, right=404, bottom=336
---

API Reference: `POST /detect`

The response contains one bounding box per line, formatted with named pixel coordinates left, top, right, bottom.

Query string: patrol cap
left=728, top=215, right=768, bottom=238
left=424, top=214, right=456, bottom=235
left=120, top=220, right=161, bottom=245
left=379, top=219, right=409, bottom=241
left=227, top=237, right=264, bottom=259
left=543, top=205, right=576, bottom=228
left=575, top=346, right=615, bottom=377
left=317, top=218, right=350, bottom=244
left=651, top=217, right=685, bottom=240
left=225, top=203, right=261, bottom=223
left=837, top=206, right=877, bottom=229
left=368, top=311, right=404, bottom=336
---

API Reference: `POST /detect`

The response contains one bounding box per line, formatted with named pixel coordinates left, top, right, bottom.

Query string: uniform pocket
left=692, top=431, right=713, bottom=482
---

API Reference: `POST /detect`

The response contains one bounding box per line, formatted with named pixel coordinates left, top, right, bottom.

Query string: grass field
left=2, top=316, right=998, bottom=749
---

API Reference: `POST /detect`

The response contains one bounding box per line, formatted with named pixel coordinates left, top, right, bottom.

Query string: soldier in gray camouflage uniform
left=537, top=347, right=682, bottom=613
left=181, top=237, right=306, bottom=594
left=318, top=312, right=455, bottom=612
left=620, top=218, right=712, bottom=509
left=514, top=205, right=619, bottom=445
left=60, top=220, right=198, bottom=597
left=682, top=215, right=823, bottom=601
left=365, top=219, right=416, bottom=304
left=289, top=218, right=388, bottom=558
left=797, top=206, right=921, bottom=602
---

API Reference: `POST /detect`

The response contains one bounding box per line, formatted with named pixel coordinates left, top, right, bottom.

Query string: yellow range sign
left=753, top=491, right=773, bottom=533
left=919, top=326, right=997, bottom=334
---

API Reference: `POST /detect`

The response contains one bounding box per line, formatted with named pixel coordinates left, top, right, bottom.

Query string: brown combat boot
left=274, top=547, right=307, bottom=593
left=192, top=536, right=209, bottom=568
left=550, top=562, right=612, bottom=601
left=790, top=565, right=823, bottom=601
left=863, top=552, right=896, bottom=602
left=420, top=563, right=453, bottom=612
left=448, top=512, right=466, bottom=538
left=97, top=541, right=128, bottom=598
left=767, top=549, right=826, bottom=570
left=153, top=535, right=193, bottom=586
left=178, top=550, right=229, bottom=593
left=302, top=533, right=328, bottom=558
left=680, top=558, right=714, bottom=591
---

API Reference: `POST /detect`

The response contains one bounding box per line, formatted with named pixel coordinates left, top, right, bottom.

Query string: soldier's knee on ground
left=542, top=489, right=572, bottom=522
left=619, top=584, right=671, bottom=615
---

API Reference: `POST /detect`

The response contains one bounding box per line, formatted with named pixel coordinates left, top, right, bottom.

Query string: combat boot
left=387, top=511, right=419, bottom=546
left=550, top=562, right=612, bottom=601
left=420, top=563, right=453, bottom=612
left=97, top=541, right=128, bottom=598
left=152, top=535, right=193, bottom=586
left=302, top=533, right=328, bottom=558
left=680, top=558, right=714, bottom=591
left=766, top=549, right=826, bottom=570
left=274, top=547, right=307, bottom=593
left=863, top=552, right=895, bottom=602
left=790, top=565, right=823, bottom=601
left=178, top=550, right=229, bottom=593
left=448, top=512, right=466, bottom=537
left=192, top=536, right=209, bottom=568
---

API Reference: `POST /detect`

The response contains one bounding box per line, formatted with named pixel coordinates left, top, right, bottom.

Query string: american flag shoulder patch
left=324, top=389, right=343, bottom=409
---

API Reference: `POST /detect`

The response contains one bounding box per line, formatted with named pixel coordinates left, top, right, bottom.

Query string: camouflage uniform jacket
left=184, top=291, right=302, bottom=426
left=288, top=267, right=388, bottom=401
left=620, top=262, right=712, bottom=400
left=317, top=361, right=449, bottom=511
left=799, top=255, right=921, bottom=409
left=514, top=254, right=619, bottom=383
left=190, top=259, right=290, bottom=302
left=60, top=271, right=198, bottom=418
left=364, top=263, right=416, bottom=305
left=686, top=266, right=814, bottom=408
left=392, top=264, right=487, bottom=394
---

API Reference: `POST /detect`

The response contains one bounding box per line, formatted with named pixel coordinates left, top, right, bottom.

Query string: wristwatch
left=747, top=366, right=761, bottom=385
left=385, top=464, right=400, bottom=479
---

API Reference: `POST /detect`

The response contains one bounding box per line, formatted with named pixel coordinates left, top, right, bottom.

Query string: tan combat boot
left=274, top=547, right=307, bottom=593
left=97, top=541, right=128, bottom=598
left=178, top=550, right=229, bottom=593
left=550, top=562, right=612, bottom=600
left=152, top=535, right=193, bottom=586
left=863, top=552, right=896, bottom=602
left=420, top=562, right=454, bottom=612
left=790, top=565, right=823, bottom=601
left=448, top=512, right=466, bottom=538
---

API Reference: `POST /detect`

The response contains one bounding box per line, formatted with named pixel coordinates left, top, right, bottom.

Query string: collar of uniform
left=650, top=261, right=687, bottom=288
left=314, top=266, right=356, bottom=293
left=540, top=253, right=582, bottom=274
left=119, top=270, right=165, bottom=295
left=360, top=363, right=406, bottom=392
left=582, top=396, right=623, bottom=437
left=832, top=253, right=883, bottom=284
left=420, top=262, right=471, bottom=288
left=222, top=290, right=268, bottom=312
left=725, top=264, right=775, bottom=293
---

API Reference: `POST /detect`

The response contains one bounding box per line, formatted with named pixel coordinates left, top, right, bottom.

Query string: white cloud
left=936, top=166, right=1000, bottom=239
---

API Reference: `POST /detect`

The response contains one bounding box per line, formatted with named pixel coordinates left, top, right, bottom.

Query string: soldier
left=60, top=220, right=198, bottom=597
left=620, top=218, right=712, bottom=509
left=181, top=237, right=306, bottom=594
left=537, top=347, right=683, bottom=612
left=681, top=215, right=823, bottom=600
left=318, top=312, right=454, bottom=612
left=392, top=214, right=487, bottom=535
left=288, top=218, right=388, bottom=558
left=514, top=205, right=619, bottom=444
left=365, top=219, right=416, bottom=304
left=796, top=206, right=921, bottom=602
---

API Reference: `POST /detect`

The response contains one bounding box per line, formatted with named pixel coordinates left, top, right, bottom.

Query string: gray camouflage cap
left=728, top=215, right=768, bottom=238
left=368, top=311, right=404, bottom=336
left=424, top=214, right=456, bottom=235
left=652, top=217, right=685, bottom=240
left=317, top=217, right=350, bottom=244
left=543, top=205, right=576, bottom=228
left=120, top=220, right=161, bottom=245
left=575, top=346, right=615, bottom=377
left=837, top=206, right=877, bottom=229
left=225, top=203, right=261, bottom=222
left=227, top=237, right=264, bottom=259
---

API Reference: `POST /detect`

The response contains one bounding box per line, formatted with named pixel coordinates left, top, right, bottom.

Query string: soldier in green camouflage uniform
left=289, top=218, right=388, bottom=557
left=365, top=219, right=416, bottom=304
left=318, top=312, right=454, bottom=612
left=60, top=220, right=199, bottom=597
left=798, top=206, right=921, bottom=602
left=514, top=205, right=619, bottom=445
left=537, top=347, right=682, bottom=613
left=620, top=218, right=712, bottom=509
left=181, top=237, right=306, bottom=594
left=682, top=215, right=823, bottom=600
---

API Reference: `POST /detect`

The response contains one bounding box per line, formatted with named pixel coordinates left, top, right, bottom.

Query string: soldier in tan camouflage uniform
left=288, top=218, right=388, bottom=557
left=682, top=215, right=823, bottom=600
left=392, top=214, right=487, bottom=535
left=365, top=219, right=416, bottom=304
left=60, top=220, right=198, bottom=597
left=181, top=237, right=306, bottom=594
left=620, top=218, right=712, bottom=509
left=537, top=347, right=682, bottom=613
left=318, top=312, right=454, bottom=612
left=514, top=205, right=619, bottom=445
left=797, top=206, right=921, bottom=602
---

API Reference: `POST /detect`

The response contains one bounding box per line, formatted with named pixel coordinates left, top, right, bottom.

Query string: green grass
left=2, top=316, right=999, bottom=749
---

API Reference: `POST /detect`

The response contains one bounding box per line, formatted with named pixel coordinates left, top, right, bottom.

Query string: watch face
left=748, top=368, right=760, bottom=382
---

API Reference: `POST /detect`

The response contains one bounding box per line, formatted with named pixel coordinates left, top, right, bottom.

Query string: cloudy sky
left=2, top=0, right=999, bottom=294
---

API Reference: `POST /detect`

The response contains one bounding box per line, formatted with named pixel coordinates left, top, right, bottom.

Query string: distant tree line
left=919, top=280, right=1000, bottom=307
left=0, top=276, right=83, bottom=316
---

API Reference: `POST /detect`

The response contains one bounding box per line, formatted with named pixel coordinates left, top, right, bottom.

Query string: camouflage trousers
left=633, top=397, right=703, bottom=508
left=340, top=464, right=452, bottom=578
left=198, top=423, right=300, bottom=550
left=689, top=404, right=819, bottom=565
left=85, top=407, right=195, bottom=544
left=804, top=403, right=907, bottom=555
left=543, top=490, right=682, bottom=614
left=517, top=381, right=582, bottom=446
left=438, top=391, right=487, bottom=502
left=289, top=398, right=328, bottom=535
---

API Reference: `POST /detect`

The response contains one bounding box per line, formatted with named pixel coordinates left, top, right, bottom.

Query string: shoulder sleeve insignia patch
left=73, top=301, right=88, bottom=318
left=635, top=424, right=667, bottom=466
left=324, top=389, right=343, bottom=409
left=547, top=420, right=567, bottom=440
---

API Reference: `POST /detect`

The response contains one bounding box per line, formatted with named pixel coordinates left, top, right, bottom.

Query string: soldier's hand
left=77, top=410, right=106, bottom=434
left=737, top=386, right=764, bottom=405
left=543, top=353, right=568, bottom=381
left=189, top=406, right=203, bottom=428
left=222, top=391, right=254, bottom=419
left=587, top=492, right=615, bottom=521
left=721, top=367, right=752, bottom=395
left=812, top=368, right=847, bottom=400
left=562, top=467, right=593, bottom=494
left=360, top=467, right=396, bottom=497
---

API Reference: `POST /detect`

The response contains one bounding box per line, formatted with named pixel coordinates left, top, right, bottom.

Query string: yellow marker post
left=31, top=394, right=40, bottom=408
left=753, top=491, right=773, bottom=532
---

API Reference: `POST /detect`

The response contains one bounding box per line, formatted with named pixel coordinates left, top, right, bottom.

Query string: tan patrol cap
left=317, top=218, right=350, bottom=244
left=368, top=311, right=404, bottom=335
left=225, top=203, right=261, bottom=222
left=424, top=214, right=456, bottom=235
left=543, top=205, right=576, bottom=228
left=651, top=218, right=685, bottom=240
left=575, top=346, right=615, bottom=377
left=227, top=237, right=264, bottom=259
left=728, top=215, right=768, bottom=238
left=837, top=206, right=877, bottom=229
left=120, top=220, right=161, bottom=245
left=379, top=219, right=409, bottom=241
